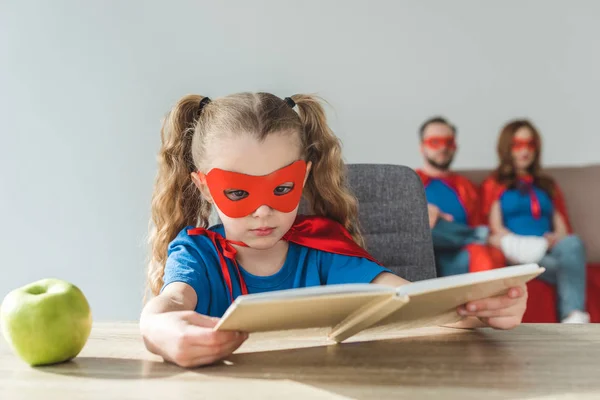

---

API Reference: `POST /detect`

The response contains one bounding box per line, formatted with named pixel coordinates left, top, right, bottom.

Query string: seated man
left=416, top=117, right=504, bottom=276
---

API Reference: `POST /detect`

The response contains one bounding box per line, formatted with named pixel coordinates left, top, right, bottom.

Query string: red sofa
left=460, top=164, right=600, bottom=323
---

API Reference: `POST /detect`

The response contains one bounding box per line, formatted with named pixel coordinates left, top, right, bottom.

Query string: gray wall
left=1, top=0, right=598, bottom=320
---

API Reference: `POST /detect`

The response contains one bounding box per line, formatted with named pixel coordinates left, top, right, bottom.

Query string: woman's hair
left=147, top=92, right=363, bottom=295
left=494, top=119, right=555, bottom=195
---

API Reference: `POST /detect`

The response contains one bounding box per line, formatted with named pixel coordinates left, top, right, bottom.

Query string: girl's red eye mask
left=197, top=160, right=307, bottom=218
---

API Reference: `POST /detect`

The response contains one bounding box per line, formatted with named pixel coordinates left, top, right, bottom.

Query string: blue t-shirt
left=500, top=186, right=554, bottom=236
left=161, top=224, right=392, bottom=317
left=424, top=179, right=468, bottom=225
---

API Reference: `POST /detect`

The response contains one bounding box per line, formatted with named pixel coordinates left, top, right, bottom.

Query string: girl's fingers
left=181, top=325, right=244, bottom=347
left=462, top=295, right=519, bottom=313
left=461, top=305, right=524, bottom=318
left=182, top=334, right=249, bottom=368
left=184, top=312, right=221, bottom=328
left=214, top=334, right=248, bottom=358
left=460, top=286, right=526, bottom=313
left=481, top=316, right=522, bottom=330
left=509, top=286, right=527, bottom=299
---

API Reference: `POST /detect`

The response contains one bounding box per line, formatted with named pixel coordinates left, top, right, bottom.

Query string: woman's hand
left=544, top=232, right=566, bottom=249
left=456, top=285, right=528, bottom=330
left=141, top=310, right=248, bottom=368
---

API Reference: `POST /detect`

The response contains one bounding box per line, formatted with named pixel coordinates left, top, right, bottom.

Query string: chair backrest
left=300, top=164, right=436, bottom=282
left=345, top=164, right=436, bottom=282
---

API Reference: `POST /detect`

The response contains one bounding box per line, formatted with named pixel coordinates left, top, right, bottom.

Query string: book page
left=395, top=264, right=541, bottom=297
left=234, top=283, right=393, bottom=304
left=215, top=290, right=394, bottom=332
left=369, top=264, right=544, bottom=332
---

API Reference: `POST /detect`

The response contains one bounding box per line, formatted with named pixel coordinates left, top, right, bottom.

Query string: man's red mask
left=511, top=138, right=536, bottom=152
left=198, top=160, right=307, bottom=218
left=423, top=136, right=457, bottom=150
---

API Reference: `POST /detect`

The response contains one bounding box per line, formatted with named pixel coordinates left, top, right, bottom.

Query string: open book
left=215, top=263, right=544, bottom=342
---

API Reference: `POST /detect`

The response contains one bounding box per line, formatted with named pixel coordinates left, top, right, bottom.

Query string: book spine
left=328, top=295, right=409, bottom=343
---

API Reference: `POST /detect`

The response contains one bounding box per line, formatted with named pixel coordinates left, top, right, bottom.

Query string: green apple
left=0, top=278, right=92, bottom=366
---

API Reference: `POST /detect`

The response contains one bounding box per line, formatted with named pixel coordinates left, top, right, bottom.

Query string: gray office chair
left=300, top=164, right=436, bottom=282
left=346, top=164, right=436, bottom=281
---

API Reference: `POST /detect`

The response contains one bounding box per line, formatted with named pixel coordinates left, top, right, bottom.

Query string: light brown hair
left=147, top=92, right=363, bottom=295
left=494, top=119, right=555, bottom=195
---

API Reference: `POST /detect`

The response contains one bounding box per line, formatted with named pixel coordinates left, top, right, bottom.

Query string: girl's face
left=511, top=127, right=537, bottom=172
left=193, top=132, right=311, bottom=249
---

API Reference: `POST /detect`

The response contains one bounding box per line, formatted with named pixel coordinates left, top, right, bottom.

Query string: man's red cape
left=417, top=170, right=505, bottom=272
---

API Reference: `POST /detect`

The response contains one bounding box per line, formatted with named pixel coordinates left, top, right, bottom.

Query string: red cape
left=417, top=170, right=505, bottom=272
left=417, top=170, right=482, bottom=226
left=187, top=215, right=381, bottom=303
left=480, top=175, right=573, bottom=233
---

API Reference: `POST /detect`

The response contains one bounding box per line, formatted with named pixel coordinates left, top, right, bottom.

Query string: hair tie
left=196, top=97, right=212, bottom=118
left=284, top=97, right=296, bottom=109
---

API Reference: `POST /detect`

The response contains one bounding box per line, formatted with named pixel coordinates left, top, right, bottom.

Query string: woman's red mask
left=198, top=160, right=307, bottom=218
left=511, top=138, right=536, bottom=152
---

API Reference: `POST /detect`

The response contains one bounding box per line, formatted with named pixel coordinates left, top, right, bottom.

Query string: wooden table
left=1, top=322, right=599, bottom=399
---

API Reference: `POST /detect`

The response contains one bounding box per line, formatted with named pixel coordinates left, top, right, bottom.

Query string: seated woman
left=481, top=119, right=589, bottom=324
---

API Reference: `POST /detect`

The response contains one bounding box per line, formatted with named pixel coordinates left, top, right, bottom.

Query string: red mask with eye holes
left=511, top=138, right=536, bottom=152
left=423, top=136, right=457, bottom=150
left=197, top=160, right=307, bottom=218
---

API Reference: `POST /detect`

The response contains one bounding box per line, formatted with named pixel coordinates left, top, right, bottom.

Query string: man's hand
left=427, top=204, right=454, bottom=228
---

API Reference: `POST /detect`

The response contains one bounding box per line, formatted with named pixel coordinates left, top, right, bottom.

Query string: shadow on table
left=33, top=326, right=600, bottom=399
left=34, top=357, right=183, bottom=380
left=192, top=326, right=600, bottom=400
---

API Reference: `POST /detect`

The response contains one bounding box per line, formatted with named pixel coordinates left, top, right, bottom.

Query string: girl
left=140, top=92, right=528, bottom=368
left=481, top=119, right=589, bottom=324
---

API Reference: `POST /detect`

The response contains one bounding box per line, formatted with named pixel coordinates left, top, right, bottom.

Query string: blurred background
left=1, top=0, right=598, bottom=320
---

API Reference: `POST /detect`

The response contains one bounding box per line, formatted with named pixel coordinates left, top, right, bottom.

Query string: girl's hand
left=141, top=310, right=248, bottom=368
left=456, top=285, right=528, bottom=330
